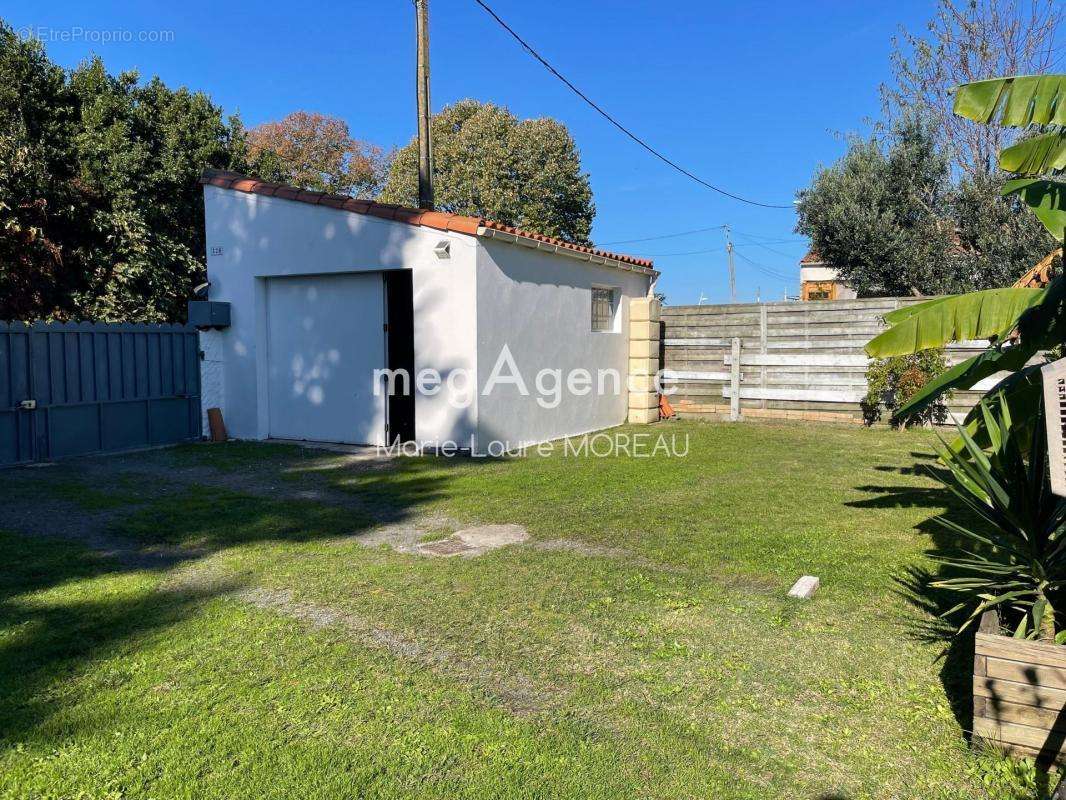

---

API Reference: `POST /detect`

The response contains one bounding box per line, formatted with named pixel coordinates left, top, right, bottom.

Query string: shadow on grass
left=0, top=444, right=481, bottom=745
left=847, top=484, right=951, bottom=509
left=850, top=462, right=990, bottom=737
left=895, top=562, right=977, bottom=735
left=0, top=532, right=240, bottom=744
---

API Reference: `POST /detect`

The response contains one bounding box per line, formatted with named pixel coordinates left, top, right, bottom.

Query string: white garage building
left=198, top=169, right=658, bottom=453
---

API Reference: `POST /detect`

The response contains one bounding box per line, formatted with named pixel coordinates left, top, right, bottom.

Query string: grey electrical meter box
left=187, top=301, right=231, bottom=329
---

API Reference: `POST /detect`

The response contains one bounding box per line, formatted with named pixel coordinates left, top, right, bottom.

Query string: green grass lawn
left=0, top=421, right=1051, bottom=799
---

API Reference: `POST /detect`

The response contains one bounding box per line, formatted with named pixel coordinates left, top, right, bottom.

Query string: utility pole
left=723, top=224, right=736, bottom=304
left=415, top=0, right=434, bottom=210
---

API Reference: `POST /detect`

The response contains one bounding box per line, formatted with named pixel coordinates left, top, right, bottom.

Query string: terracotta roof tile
left=343, top=198, right=371, bottom=214
left=318, top=195, right=347, bottom=209
left=365, top=204, right=396, bottom=221
left=200, top=168, right=655, bottom=271
left=417, top=211, right=454, bottom=230
left=392, top=209, right=423, bottom=225
left=799, top=248, right=823, bottom=265
left=445, top=217, right=481, bottom=235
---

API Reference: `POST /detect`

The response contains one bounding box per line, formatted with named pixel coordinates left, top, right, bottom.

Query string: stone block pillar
left=628, top=297, right=661, bottom=424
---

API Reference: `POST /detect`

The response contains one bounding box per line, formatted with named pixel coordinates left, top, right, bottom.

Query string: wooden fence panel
left=661, top=298, right=995, bottom=423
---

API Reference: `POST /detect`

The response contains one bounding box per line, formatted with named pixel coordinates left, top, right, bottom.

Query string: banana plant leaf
left=948, top=365, right=1043, bottom=453
left=1000, top=130, right=1066, bottom=176
left=1017, top=273, right=1066, bottom=343
left=865, top=288, right=1046, bottom=357
left=953, top=74, right=1066, bottom=128
left=1003, top=178, right=1066, bottom=241
left=880, top=296, right=950, bottom=327
left=890, top=341, right=1038, bottom=424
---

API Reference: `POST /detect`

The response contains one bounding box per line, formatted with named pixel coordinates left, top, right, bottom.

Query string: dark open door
left=384, top=270, right=416, bottom=443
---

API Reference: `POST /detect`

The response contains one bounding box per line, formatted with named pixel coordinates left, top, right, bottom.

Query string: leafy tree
left=379, top=100, right=594, bottom=244
left=66, top=61, right=248, bottom=321
left=796, top=122, right=1056, bottom=295
left=247, top=111, right=386, bottom=198
left=867, top=74, right=1066, bottom=446
left=0, top=22, right=248, bottom=322
left=883, top=0, right=1062, bottom=180
left=0, top=24, right=80, bottom=320
left=953, top=171, right=1057, bottom=289
left=801, top=1, right=1059, bottom=298
left=795, top=116, right=962, bottom=297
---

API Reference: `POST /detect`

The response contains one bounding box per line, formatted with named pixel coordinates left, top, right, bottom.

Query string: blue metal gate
left=0, top=322, right=201, bottom=466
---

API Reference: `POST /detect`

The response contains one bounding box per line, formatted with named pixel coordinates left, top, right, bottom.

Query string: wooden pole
left=730, top=337, right=741, bottom=421
left=724, top=225, right=736, bottom=304
left=415, top=0, right=434, bottom=210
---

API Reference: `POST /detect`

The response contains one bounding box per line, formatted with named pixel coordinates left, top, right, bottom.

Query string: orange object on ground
left=659, top=393, right=675, bottom=419
left=206, top=407, right=228, bottom=442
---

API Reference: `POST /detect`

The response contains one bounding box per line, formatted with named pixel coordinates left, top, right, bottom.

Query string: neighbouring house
left=197, top=169, right=658, bottom=451
left=799, top=249, right=856, bottom=301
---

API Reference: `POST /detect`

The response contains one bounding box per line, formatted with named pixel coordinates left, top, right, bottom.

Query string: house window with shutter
left=591, top=287, right=617, bottom=332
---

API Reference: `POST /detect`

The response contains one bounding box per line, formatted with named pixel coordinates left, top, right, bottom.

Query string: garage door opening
left=384, top=270, right=415, bottom=443
left=265, top=272, right=387, bottom=446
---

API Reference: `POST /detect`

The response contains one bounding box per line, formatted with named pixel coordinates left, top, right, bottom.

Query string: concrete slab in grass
left=787, top=575, right=820, bottom=599
left=417, top=524, right=529, bottom=558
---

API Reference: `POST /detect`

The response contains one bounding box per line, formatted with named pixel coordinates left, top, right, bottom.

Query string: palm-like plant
left=932, top=396, right=1066, bottom=641
left=865, top=75, right=1066, bottom=438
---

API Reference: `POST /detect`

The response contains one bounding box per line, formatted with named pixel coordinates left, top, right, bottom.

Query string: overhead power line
left=598, top=225, right=727, bottom=246
left=734, top=235, right=806, bottom=260
left=631, top=246, right=723, bottom=258
left=599, top=225, right=805, bottom=247
left=734, top=250, right=794, bottom=282
left=472, top=0, right=794, bottom=210
left=633, top=245, right=797, bottom=287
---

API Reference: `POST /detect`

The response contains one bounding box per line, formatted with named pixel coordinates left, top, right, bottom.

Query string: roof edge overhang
left=200, top=168, right=656, bottom=277
left=476, top=226, right=660, bottom=278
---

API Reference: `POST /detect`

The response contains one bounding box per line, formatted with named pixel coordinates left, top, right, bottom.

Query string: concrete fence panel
left=661, top=298, right=992, bottom=423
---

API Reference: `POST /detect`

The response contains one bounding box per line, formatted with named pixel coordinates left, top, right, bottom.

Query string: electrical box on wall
left=188, top=301, right=231, bottom=330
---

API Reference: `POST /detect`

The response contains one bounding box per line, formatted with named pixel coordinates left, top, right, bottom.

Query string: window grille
left=592, top=287, right=615, bottom=332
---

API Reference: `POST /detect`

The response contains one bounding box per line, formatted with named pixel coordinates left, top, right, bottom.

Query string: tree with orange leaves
left=248, top=111, right=387, bottom=198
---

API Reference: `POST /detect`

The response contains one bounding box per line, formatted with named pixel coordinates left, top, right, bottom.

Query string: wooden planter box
left=973, top=610, right=1066, bottom=763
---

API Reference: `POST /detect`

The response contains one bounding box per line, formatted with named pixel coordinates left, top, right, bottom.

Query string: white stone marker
left=787, top=575, right=820, bottom=599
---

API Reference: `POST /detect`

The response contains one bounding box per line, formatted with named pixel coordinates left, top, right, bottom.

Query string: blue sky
left=7, top=0, right=937, bottom=304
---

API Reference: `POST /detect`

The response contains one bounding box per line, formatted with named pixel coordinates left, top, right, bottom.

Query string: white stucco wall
left=198, top=329, right=225, bottom=436
left=800, top=265, right=840, bottom=282
left=201, top=186, right=477, bottom=444
left=474, top=240, right=652, bottom=449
